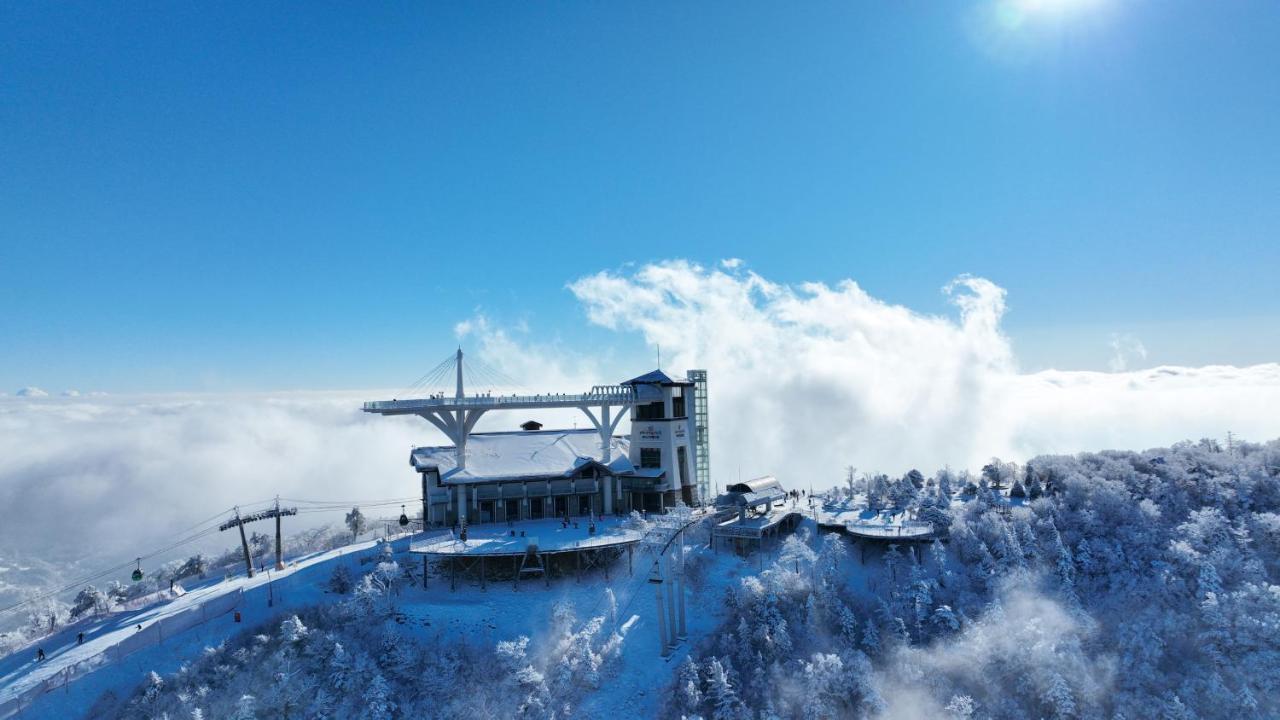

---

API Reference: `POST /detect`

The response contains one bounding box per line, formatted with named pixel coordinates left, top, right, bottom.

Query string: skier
left=36, top=648, right=45, bottom=662
left=77, top=632, right=84, bottom=645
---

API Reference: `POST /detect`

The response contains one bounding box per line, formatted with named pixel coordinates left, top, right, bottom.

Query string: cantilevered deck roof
left=411, top=429, right=634, bottom=485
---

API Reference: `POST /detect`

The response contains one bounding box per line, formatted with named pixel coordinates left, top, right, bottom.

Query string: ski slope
left=0, top=520, right=772, bottom=719
left=0, top=539, right=384, bottom=718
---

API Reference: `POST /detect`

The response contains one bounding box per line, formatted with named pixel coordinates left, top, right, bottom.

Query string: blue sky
left=2, top=1, right=1278, bottom=393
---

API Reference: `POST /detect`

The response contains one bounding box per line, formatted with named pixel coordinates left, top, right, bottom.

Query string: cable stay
left=392, top=348, right=529, bottom=400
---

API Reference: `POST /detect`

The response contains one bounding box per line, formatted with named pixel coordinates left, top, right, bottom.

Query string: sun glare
left=999, top=0, right=1106, bottom=28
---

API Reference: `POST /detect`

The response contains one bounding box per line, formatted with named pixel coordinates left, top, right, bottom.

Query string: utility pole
left=649, top=560, right=669, bottom=657
left=676, top=530, right=687, bottom=639
left=274, top=497, right=285, bottom=570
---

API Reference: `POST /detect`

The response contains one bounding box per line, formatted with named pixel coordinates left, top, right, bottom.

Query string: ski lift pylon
left=131, top=557, right=143, bottom=583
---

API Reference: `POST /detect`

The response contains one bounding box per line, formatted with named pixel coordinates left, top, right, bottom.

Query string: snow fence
left=0, top=588, right=243, bottom=719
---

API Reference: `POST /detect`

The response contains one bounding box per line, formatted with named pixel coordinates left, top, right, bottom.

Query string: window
left=635, top=402, right=665, bottom=420
left=640, top=448, right=662, bottom=469
left=671, top=395, right=686, bottom=418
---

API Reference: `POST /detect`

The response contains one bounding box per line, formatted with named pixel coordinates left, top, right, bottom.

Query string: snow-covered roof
left=718, top=475, right=788, bottom=509
left=726, top=475, right=784, bottom=495
left=411, top=429, right=635, bottom=485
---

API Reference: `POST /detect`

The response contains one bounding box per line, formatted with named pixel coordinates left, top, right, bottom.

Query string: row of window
left=632, top=394, right=688, bottom=420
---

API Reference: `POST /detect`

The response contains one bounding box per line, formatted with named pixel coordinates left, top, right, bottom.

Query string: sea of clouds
left=2, top=259, right=1278, bottom=596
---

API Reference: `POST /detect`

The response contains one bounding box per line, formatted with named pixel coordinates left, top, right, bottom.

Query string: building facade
left=407, top=369, right=705, bottom=527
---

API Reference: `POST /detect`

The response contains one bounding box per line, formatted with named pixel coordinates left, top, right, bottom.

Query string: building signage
left=674, top=424, right=686, bottom=439
left=639, top=425, right=662, bottom=441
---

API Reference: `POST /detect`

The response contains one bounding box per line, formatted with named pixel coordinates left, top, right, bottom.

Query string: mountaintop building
left=363, top=351, right=710, bottom=528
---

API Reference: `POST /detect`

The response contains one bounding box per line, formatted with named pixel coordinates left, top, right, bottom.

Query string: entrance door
left=554, top=496, right=568, bottom=519
left=530, top=498, right=545, bottom=519
left=505, top=499, right=520, bottom=522
left=578, top=495, right=593, bottom=516
left=643, top=493, right=663, bottom=513
left=479, top=500, right=495, bottom=524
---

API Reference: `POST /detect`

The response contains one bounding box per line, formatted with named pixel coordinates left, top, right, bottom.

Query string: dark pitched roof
left=622, top=369, right=692, bottom=386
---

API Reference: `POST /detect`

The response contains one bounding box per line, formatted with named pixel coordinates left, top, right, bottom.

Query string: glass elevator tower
left=688, top=369, right=710, bottom=505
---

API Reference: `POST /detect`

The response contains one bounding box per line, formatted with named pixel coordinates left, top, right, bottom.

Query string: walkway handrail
left=364, top=388, right=636, bottom=412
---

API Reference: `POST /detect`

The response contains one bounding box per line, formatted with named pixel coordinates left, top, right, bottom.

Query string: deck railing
left=363, top=387, right=635, bottom=412
left=845, top=520, right=935, bottom=538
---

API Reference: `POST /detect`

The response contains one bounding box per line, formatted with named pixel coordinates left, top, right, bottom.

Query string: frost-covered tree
left=70, top=586, right=110, bottom=619
left=172, top=554, right=208, bottom=582
left=327, top=563, right=353, bottom=594
left=231, top=694, right=256, bottom=720
left=345, top=506, right=367, bottom=541
left=705, top=657, right=745, bottom=720
left=361, top=672, right=395, bottom=720
left=248, top=531, right=271, bottom=565
left=868, top=474, right=891, bottom=511
left=677, top=656, right=703, bottom=716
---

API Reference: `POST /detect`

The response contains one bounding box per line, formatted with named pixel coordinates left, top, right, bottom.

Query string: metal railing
left=363, top=387, right=635, bottom=412
left=845, top=520, right=935, bottom=537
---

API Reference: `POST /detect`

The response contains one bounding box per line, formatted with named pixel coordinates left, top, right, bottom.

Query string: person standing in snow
left=36, top=648, right=45, bottom=662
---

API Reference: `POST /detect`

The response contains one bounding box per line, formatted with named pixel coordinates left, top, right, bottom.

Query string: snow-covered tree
left=705, top=657, right=745, bottom=720
left=70, top=586, right=110, bottom=619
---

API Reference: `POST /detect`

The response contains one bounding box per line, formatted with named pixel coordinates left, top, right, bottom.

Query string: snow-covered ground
left=411, top=516, right=642, bottom=556
left=0, top=539, right=386, bottom=717
left=0, top=518, right=781, bottom=719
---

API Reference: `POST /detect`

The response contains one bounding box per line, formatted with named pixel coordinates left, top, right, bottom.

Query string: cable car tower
left=219, top=499, right=298, bottom=577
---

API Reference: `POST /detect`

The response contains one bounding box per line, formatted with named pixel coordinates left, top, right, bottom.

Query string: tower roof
left=622, top=369, right=693, bottom=386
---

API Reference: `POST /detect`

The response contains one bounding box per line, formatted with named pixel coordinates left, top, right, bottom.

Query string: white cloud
left=1108, top=332, right=1147, bottom=372
left=553, top=260, right=1280, bottom=484
left=0, top=392, right=431, bottom=569
left=15, top=387, right=48, bottom=398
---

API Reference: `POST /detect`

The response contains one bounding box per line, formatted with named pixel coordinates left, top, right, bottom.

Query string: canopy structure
left=718, top=475, right=788, bottom=510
